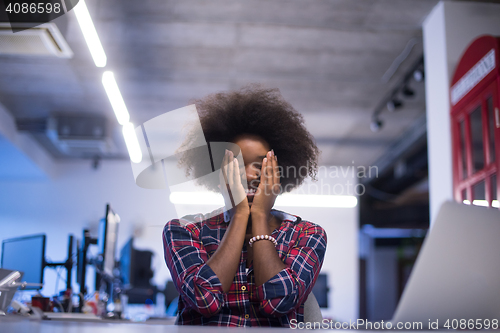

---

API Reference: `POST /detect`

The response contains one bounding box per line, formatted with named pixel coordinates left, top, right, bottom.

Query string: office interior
left=1, top=0, right=500, bottom=324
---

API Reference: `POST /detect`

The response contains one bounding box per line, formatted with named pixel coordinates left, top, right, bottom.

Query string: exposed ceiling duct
left=16, top=115, right=119, bottom=158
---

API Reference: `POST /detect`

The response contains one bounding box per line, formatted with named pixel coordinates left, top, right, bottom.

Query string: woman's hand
left=219, top=149, right=249, bottom=217
left=250, top=150, right=280, bottom=218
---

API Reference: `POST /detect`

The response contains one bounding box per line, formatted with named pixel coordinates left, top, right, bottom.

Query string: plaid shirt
left=162, top=208, right=327, bottom=327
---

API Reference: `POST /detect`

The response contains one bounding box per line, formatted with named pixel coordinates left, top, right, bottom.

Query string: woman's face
left=233, top=134, right=271, bottom=206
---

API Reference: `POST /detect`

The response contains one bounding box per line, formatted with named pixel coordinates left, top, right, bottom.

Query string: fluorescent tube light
left=122, top=122, right=142, bottom=163
left=275, top=194, right=357, bottom=208
left=73, top=0, right=107, bottom=67
left=169, top=192, right=357, bottom=208
left=102, top=71, right=130, bottom=125
left=170, top=192, right=224, bottom=206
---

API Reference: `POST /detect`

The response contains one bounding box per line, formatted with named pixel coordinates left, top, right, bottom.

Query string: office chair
left=304, top=292, right=323, bottom=323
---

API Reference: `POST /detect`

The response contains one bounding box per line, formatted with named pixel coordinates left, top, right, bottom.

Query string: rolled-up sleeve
left=163, top=219, right=225, bottom=317
left=256, top=223, right=327, bottom=317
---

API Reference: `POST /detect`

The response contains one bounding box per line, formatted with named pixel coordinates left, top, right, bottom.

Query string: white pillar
left=423, top=1, right=500, bottom=226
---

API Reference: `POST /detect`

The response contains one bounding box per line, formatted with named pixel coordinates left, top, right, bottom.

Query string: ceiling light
left=370, top=118, right=383, bottom=132
left=170, top=192, right=225, bottom=206
left=169, top=192, right=357, bottom=208
left=102, top=71, right=130, bottom=125
left=386, top=99, right=403, bottom=112
left=122, top=122, right=142, bottom=163
left=73, top=0, right=107, bottom=67
left=275, top=194, right=357, bottom=208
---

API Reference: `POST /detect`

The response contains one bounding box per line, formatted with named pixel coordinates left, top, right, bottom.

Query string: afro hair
left=177, top=85, right=320, bottom=193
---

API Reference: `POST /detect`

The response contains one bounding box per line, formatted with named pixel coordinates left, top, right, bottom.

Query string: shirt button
left=245, top=314, right=250, bottom=319
left=241, top=286, right=247, bottom=291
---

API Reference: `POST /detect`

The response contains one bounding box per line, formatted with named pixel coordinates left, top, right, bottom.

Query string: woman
left=163, top=85, right=327, bottom=326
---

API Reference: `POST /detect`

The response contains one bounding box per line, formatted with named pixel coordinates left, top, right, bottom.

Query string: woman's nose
left=245, top=166, right=260, bottom=185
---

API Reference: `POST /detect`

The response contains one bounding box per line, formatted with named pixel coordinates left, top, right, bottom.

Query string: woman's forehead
left=234, top=134, right=270, bottom=152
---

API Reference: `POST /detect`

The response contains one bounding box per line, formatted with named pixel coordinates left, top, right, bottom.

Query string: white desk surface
left=0, top=315, right=451, bottom=332
left=0, top=315, right=283, bottom=332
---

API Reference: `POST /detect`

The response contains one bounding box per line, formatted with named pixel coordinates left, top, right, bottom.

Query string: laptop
left=392, top=201, right=500, bottom=328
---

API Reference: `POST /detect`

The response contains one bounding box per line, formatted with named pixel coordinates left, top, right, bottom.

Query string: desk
left=0, top=315, right=440, bottom=332
left=0, top=315, right=182, bottom=333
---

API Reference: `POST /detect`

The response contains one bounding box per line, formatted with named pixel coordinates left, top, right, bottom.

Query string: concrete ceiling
left=0, top=0, right=444, bottom=167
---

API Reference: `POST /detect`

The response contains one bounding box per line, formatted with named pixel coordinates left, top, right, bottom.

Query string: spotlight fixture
left=386, top=99, right=403, bottom=112
left=402, top=85, right=415, bottom=97
left=370, top=118, right=383, bottom=132
left=369, top=55, right=423, bottom=132
left=413, top=69, right=424, bottom=82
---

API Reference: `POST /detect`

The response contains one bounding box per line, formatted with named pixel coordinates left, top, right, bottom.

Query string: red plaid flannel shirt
left=162, top=208, right=327, bottom=327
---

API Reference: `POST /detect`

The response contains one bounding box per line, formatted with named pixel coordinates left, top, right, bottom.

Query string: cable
left=381, top=38, right=419, bottom=83
left=55, top=267, right=60, bottom=296
left=53, top=266, right=68, bottom=305
left=52, top=298, right=65, bottom=313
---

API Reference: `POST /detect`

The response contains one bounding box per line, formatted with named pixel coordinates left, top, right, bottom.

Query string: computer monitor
left=119, top=237, right=154, bottom=288
left=164, top=280, right=179, bottom=308
left=1, top=234, right=46, bottom=290
left=98, top=204, right=120, bottom=277
left=311, top=273, right=329, bottom=308
left=119, top=238, right=156, bottom=304
left=119, top=237, right=134, bottom=287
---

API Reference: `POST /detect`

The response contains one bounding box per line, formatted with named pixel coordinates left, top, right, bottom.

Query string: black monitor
left=1, top=234, right=46, bottom=290
left=119, top=237, right=156, bottom=304
left=164, top=280, right=179, bottom=308
left=98, top=204, right=120, bottom=277
left=119, top=237, right=153, bottom=288
left=311, top=273, right=329, bottom=308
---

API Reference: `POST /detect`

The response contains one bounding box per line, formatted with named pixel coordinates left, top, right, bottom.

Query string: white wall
left=423, top=1, right=500, bottom=225
left=0, top=157, right=359, bottom=320
left=0, top=160, right=173, bottom=296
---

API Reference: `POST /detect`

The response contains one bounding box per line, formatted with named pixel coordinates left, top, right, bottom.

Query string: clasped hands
left=219, top=149, right=280, bottom=219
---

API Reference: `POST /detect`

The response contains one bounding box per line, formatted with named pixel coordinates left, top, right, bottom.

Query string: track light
left=413, top=69, right=424, bottom=82
left=369, top=55, right=423, bottom=132
left=402, top=85, right=415, bottom=97
left=386, top=99, right=403, bottom=112
left=370, top=118, right=383, bottom=132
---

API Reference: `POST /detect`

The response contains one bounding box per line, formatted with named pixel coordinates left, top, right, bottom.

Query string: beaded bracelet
left=249, top=234, right=278, bottom=247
